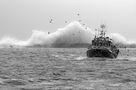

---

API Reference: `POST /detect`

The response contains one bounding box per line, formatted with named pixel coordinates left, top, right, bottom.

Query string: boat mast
left=100, top=24, right=106, bottom=37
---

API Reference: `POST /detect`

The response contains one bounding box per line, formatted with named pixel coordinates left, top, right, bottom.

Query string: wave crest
left=0, top=21, right=135, bottom=48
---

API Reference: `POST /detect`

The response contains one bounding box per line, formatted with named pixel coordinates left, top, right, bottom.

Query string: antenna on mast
left=100, top=24, right=106, bottom=37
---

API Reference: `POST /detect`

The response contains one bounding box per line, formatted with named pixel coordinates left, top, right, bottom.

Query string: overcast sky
left=0, top=0, right=136, bottom=40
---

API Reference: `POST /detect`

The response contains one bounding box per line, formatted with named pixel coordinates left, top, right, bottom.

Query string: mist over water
left=0, top=21, right=135, bottom=48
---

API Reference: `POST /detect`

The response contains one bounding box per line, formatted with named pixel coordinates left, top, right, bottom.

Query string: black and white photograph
left=0, top=0, right=136, bottom=89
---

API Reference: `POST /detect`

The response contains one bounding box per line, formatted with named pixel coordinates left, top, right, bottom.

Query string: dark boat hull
left=87, top=48, right=118, bottom=58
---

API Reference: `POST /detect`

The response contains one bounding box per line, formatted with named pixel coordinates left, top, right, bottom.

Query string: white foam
left=0, top=21, right=135, bottom=48
left=75, top=56, right=87, bottom=60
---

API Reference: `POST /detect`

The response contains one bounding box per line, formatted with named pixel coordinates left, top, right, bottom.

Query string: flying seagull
left=77, top=13, right=80, bottom=16
left=49, top=19, right=53, bottom=23
left=65, top=21, right=67, bottom=23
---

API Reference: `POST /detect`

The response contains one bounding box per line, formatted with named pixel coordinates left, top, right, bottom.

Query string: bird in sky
left=49, top=18, right=53, bottom=23
left=65, top=21, right=68, bottom=23
left=77, top=13, right=80, bottom=16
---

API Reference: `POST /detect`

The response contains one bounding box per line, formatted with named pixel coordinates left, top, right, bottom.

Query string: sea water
left=0, top=48, right=136, bottom=90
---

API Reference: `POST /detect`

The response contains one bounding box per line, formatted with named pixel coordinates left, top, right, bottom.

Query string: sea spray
left=0, top=21, right=135, bottom=48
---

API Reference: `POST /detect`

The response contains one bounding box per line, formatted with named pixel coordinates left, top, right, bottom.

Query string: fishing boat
left=87, top=24, right=119, bottom=58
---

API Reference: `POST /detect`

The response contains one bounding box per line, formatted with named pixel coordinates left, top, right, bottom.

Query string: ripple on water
left=3, top=79, right=29, bottom=86
left=117, top=57, right=136, bottom=61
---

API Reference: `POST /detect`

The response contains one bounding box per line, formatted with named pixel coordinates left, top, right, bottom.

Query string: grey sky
left=0, top=0, right=136, bottom=40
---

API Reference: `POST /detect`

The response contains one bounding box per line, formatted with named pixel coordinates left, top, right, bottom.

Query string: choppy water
left=0, top=48, right=136, bottom=90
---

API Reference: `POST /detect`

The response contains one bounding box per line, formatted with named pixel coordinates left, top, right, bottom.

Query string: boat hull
left=87, top=48, right=118, bottom=58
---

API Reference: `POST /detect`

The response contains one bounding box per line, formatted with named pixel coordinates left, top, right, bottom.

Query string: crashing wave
left=0, top=21, right=135, bottom=48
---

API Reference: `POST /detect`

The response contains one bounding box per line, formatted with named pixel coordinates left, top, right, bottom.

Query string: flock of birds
left=49, top=13, right=81, bottom=24
left=47, top=13, right=89, bottom=45
left=48, top=13, right=88, bottom=31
